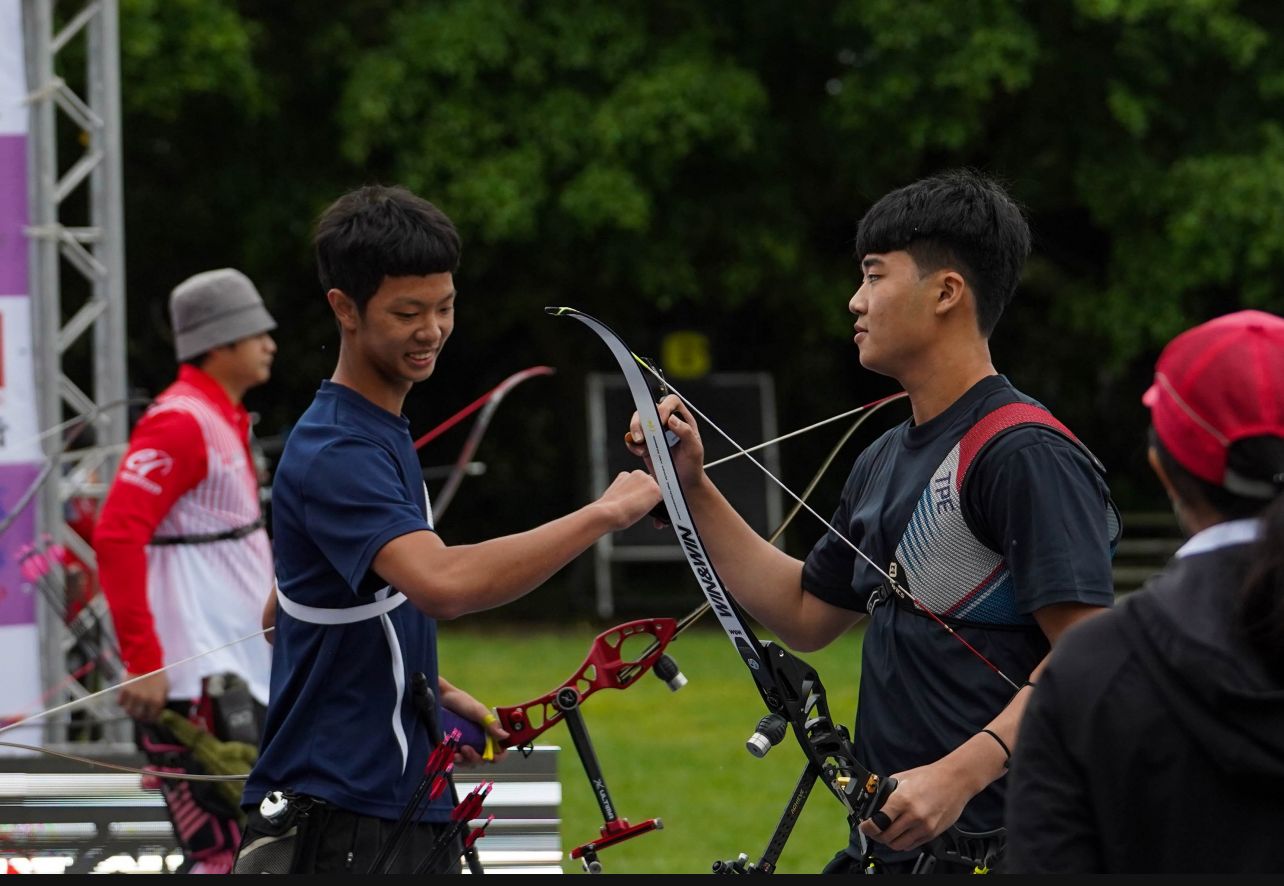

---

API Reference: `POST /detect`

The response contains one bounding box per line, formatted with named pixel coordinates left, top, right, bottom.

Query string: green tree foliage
left=111, top=0, right=1284, bottom=546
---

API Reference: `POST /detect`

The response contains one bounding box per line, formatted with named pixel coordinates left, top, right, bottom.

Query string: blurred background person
left=94, top=268, right=278, bottom=874
left=1005, top=310, right=1284, bottom=873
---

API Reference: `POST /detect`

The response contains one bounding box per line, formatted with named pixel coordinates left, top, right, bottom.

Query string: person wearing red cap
left=95, top=268, right=279, bottom=874
left=630, top=170, right=1122, bottom=873
left=1005, top=309, right=1284, bottom=873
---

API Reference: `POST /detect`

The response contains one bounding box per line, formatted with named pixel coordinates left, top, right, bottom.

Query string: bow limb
left=413, top=366, right=553, bottom=449
left=421, top=365, right=555, bottom=522
left=546, top=309, right=764, bottom=662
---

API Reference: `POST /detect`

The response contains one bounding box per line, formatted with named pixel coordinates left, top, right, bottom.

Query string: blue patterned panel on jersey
left=893, top=403, right=1104, bottom=627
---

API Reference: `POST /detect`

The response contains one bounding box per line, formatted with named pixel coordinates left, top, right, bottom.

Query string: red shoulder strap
left=956, top=402, right=1087, bottom=490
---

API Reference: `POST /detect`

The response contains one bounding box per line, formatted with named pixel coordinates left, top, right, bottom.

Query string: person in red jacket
left=95, top=268, right=278, bottom=874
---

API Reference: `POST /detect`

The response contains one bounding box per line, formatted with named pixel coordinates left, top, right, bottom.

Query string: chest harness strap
left=274, top=585, right=413, bottom=773
left=151, top=516, right=267, bottom=546
left=871, top=402, right=1118, bottom=628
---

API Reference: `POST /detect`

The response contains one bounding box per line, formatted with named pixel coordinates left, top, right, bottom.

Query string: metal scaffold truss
left=23, top=0, right=130, bottom=750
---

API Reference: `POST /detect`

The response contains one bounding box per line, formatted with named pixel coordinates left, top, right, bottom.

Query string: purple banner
left=0, top=134, right=27, bottom=296
left=0, top=462, right=40, bottom=627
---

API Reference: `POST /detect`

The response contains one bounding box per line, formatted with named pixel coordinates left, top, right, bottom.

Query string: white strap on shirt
left=274, top=584, right=408, bottom=624
left=275, top=584, right=413, bottom=773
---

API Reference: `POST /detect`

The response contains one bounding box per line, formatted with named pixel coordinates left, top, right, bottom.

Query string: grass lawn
left=438, top=618, right=865, bottom=875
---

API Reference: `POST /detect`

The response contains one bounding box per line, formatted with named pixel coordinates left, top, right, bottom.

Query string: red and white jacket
left=95, top=366, right=273, bottom=703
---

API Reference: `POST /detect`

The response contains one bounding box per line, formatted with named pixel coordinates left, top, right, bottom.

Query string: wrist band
left=980, top=728, right=1011, bottom=762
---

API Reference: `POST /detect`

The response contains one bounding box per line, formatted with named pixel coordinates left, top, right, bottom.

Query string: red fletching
left=464, top=815, right=495, bottom=848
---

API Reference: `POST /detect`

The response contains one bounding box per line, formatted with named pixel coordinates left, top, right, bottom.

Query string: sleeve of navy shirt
left=304, top=436, right=432, bottom=597
left=964, top=427, right=1117, bottom=614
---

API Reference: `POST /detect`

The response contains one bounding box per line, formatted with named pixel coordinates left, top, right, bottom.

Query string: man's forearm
left=946, top=670, right=1042, bottom=797
left=96, top=540, right=164, bottom=673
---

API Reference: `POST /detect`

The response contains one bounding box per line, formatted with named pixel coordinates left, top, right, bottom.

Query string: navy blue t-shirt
left=802, top=375, right=1118, bottom=857
left=244, top=381, right=451, bottom=822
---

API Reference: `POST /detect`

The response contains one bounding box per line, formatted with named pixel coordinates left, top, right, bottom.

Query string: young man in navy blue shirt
left=237, top=185, right=660, bottom=874
left=628, top=170, right=1120, bottom=872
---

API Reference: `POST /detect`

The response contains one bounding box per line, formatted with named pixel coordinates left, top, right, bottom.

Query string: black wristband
left=980, top=728, right=1011, bottom=762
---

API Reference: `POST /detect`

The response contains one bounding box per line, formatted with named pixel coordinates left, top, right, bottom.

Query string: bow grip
left=625, top=419, right=680, bottom=527
left=852, top=773, right=897, bottom=823
left=439, top=708, right=488, bottom=753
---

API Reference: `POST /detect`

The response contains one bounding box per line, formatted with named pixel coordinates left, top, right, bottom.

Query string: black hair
left=314, top=185, right=462, bottom=312
left=1151, top=429, right=1284, bottom=682
left=854, top=169, right=1031, bottom=337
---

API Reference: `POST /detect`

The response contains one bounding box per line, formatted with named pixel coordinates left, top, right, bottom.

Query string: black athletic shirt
left=802, top=375, right=1118, bottom=860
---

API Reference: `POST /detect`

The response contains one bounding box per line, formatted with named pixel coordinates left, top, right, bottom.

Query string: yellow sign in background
left=660, top=330, right=711, bottom=379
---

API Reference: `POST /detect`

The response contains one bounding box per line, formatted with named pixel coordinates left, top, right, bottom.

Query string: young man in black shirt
left=629, top=169, right=1120, bottom=872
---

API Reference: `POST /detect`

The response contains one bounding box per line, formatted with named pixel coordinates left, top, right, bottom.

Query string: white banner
left=0, top=296, right=40, bottom=462
left=0, top=0, right=25, bottom=136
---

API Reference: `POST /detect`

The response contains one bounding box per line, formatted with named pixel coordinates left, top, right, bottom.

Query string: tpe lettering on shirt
left=932, top=472, right=955, bottom=514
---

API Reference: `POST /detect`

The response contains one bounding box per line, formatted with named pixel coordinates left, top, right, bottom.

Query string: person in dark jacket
left=1005, top=309, right=1284, bottom=874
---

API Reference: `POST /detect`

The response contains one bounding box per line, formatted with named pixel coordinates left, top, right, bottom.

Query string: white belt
left=275, top=584, right=413, bottom=773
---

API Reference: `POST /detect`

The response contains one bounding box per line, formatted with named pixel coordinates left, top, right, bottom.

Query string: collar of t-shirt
left=318, top=379, right=412, bottom=433
left=1175, top=518, right=1263, bottom=559
left=175, top=363, right=251, bottom=440
left=902, top=374, right=1010, bottom=450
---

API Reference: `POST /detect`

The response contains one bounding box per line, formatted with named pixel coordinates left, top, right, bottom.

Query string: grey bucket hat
left=169, top=268, right=277, bottom=361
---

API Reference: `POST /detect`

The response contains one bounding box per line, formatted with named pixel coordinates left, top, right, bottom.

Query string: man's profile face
left=847, top=250, right=941, bottom=378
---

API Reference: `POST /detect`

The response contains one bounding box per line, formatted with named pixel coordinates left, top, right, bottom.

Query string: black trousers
left=822, top=847, right=919, bottom=875
left=234, top=796, right=463, bottom=875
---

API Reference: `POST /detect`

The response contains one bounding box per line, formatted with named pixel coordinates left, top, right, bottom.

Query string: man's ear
left=933, top=269, right=968, bottom=316
left=327, top=288, right=359, bottom=331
